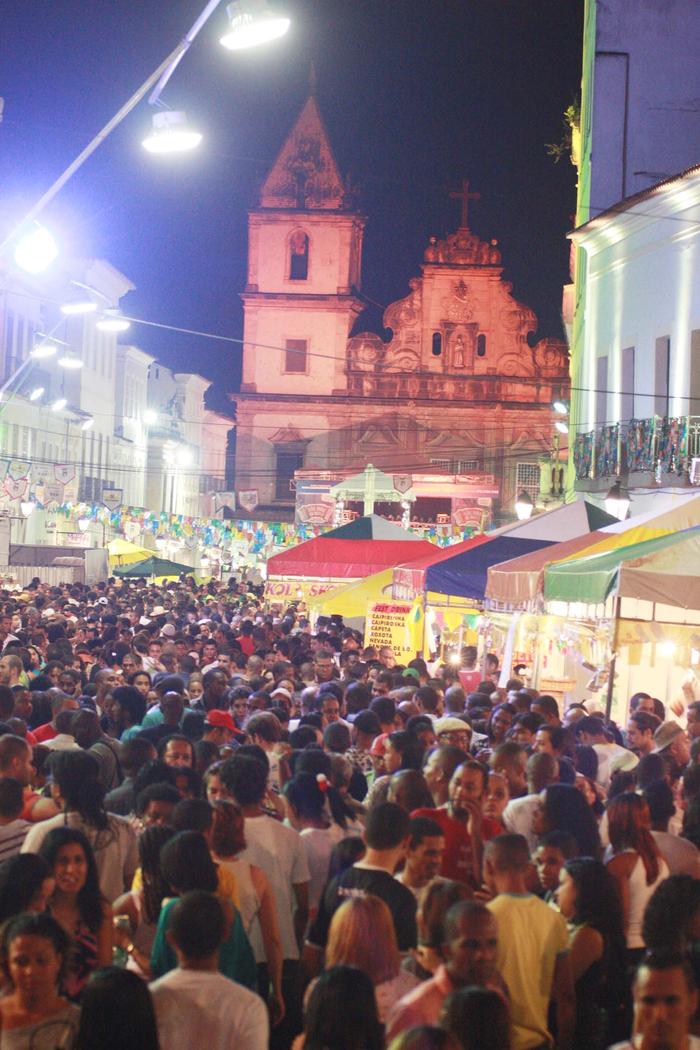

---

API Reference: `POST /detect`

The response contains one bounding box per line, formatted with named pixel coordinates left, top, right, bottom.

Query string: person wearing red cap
left=203, top=710, right=244, bottom=748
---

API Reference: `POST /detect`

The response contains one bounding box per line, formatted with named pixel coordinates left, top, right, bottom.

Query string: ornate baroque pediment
left=441, top=287, right=475, bottom=323
left=345, top=221, right=568, bottom=383
left=424, top=229, right=502, bottom=266
left=268, top=425, right=307, bottom=445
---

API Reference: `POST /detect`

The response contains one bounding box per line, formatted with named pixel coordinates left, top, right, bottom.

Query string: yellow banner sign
left=364, top=601, right=422, bottom=661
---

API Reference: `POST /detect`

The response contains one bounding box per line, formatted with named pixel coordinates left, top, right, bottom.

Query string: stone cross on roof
left=449, top=178, right=481, bottom=229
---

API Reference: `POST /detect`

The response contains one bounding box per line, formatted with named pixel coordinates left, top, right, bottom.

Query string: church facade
left=233, top=95, right=569, bottom=526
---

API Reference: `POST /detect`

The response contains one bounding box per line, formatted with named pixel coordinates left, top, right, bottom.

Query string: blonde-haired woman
left=323, top=895, right=419, bottom=1023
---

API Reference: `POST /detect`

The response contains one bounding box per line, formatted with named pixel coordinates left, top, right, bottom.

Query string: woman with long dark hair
left=292, top=965, right=383, bottom=1050
left=605, top=792, right=669, bottom=958
left=556, top=857, right=628, bottom=1048
left=294, top=748, right=359, bottom=829
left=365, top=730, right=425, bottom=809
left=38, top=827, right=112, bottom=1002
left=283, top=772, right=358, bottom=915
left=22, top=750, right=138, bottom=903
left=74, top=967, right=160, bottom=1050
left=112, top=824, right=176, bottom=979
left=534, top=784, right=601, bottom=858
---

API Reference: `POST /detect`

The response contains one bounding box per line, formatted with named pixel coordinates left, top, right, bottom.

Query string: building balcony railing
left=573, top=416, right=700, bottom=482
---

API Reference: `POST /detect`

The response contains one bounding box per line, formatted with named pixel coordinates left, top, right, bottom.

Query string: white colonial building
left=0, top=254, right=233, bottom=555
left=570, top=163, right=700, bottom=497
left=567, top=0, right=700, bottom=498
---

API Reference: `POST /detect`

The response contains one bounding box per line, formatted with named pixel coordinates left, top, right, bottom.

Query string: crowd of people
left=0, top=573, right=695, bottom=1048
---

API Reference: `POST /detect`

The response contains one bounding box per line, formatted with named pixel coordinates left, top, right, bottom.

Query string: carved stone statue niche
left=453, top=335, right=466, bottom=369
left=446, top=325, right=477, bottom=372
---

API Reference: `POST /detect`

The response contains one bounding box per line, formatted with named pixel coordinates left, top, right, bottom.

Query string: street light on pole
left=220, top=1, right=291, bottom=51
left=0, top=319, right=85, bottom=420
left=60, top=280, right=109, bottom=316
left=1, top=0, right=291, bottom=271
left=12, top=224, right=58, bottom=275
left=142, top=110, right=203, bottom=155
left=96, top=309, right=130, bottom=333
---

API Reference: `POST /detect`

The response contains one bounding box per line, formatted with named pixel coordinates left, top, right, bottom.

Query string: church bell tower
left=240, top=95, right=366, bottom=399
left=235, top=94, right=366, bottom=507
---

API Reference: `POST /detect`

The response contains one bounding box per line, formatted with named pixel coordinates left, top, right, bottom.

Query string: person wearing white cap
left=653, top=721, right=691, bottom=775
left=434, top=717, right=472, bottom=753
left=270, top=686, right=293, bottom=712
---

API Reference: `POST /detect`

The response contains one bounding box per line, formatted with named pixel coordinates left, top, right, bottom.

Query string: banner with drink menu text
left=364, top=600, right=423, bottom=661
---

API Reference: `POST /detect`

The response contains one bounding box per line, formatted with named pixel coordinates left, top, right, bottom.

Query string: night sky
left=1, top=1, right=583, bottom=406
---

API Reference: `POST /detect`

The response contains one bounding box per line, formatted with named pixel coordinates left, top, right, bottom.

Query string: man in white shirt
left=44, top=710, right=80, bottom=751
left=610, top=951, right=700, bottom=1050
left=150, top=890, right=268, bottom=1050
left=575, top=715, right=630, bottom=789
left=245, top=712, right=283, bottom=794
left=0, top=614, right=20, bottom=652
left=502, top=751, right=558, bottom=854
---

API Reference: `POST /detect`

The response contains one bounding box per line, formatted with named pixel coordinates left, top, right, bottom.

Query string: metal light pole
left=1, top=0, right=290, bottom=260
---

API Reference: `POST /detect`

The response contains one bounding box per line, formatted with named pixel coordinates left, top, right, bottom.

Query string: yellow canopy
left=308, top=569, right=394, bottom=619
left=107, top=538, right=152, bottom=566
left=556, top=495, right=700, bottom=563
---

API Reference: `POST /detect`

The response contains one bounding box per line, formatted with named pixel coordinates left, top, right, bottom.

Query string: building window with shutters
left=284, top=338, right=308, bottom=374
left=289, top=230, right=309, bottom=280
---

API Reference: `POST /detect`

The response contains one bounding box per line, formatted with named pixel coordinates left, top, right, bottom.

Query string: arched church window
left=477, top=333, right=487, bottom=357
left=432, top=332, right=442, bottom=357
left=289, top=230, right=309, bottom=280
